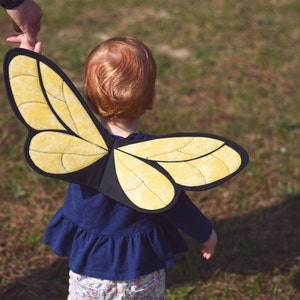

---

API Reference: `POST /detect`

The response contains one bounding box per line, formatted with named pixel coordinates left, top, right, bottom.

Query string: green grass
left=1, top=0, right=300, bottom=299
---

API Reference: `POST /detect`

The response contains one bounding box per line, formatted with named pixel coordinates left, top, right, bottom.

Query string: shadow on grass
left=1, top=197, right=300, bottom=299
left=167, top=195, right=300, bottom=288
left=0, top=259, right=69, bottom=300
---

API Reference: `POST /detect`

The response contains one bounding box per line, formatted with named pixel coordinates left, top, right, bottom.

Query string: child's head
left=85, top=37, right=157, bottom=121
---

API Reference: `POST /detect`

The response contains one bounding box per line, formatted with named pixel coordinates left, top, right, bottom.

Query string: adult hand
left=6, top=0, right=42, bottom=53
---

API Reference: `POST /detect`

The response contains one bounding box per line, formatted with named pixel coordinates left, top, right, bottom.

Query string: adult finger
left=34, top=41, right=42, bottom=53
left=6, top=34, right=39, bottom=52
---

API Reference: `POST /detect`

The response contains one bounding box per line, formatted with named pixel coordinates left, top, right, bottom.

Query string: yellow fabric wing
left=30, top=132, right=108, bottom=174
left=114, top=150, right=175, bottom=210
left=159, top=145, right=241, bottom=186
left=8, top=54, right=108, bottom=174
left=119, top=136, right=242, bottom=188
left=39, top=61, right=103, bottom=144
left=9, top=55, right=64, bottom=131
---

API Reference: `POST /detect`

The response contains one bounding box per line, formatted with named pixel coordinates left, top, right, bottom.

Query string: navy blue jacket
left=0, top=0, right=25, bottom=9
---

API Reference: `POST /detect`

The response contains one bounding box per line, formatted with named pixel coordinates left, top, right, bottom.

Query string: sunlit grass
left=0, top=0, right=299, bottom=299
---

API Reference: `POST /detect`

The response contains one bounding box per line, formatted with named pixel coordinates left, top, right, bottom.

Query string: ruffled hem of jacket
left=43, top=209, right=187, bottom=280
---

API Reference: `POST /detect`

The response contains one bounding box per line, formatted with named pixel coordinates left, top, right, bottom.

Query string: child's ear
left=148, top=90, right=157, bottom=110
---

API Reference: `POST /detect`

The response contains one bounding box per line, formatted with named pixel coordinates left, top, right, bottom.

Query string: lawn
left=0, top=0, right=299, bottom=299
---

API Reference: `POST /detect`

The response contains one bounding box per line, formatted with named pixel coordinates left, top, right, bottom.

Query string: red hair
left=85, top=37, right=156, bottom=121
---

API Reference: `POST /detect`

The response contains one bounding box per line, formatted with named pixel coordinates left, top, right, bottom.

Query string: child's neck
left=101, top=118, right=139, bottom=138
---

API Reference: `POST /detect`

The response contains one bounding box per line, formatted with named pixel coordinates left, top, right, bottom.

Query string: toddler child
left=43, top=37, right=217, bottom=299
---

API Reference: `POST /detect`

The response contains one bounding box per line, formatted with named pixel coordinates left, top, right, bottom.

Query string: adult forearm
left=4, top=0, right=42, bottom=53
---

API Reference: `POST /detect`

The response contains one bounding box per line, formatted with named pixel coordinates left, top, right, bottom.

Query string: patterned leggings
left=68, top=269, right=166, bottom=300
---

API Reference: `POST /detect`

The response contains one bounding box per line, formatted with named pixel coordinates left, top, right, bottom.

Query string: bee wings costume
left=3, top=48, right=248, bottom=213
